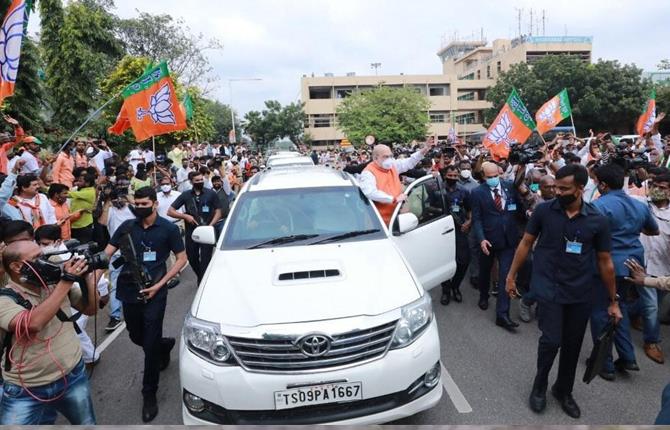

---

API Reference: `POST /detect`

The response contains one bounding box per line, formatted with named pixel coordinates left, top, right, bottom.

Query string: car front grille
left=227, top=320, right=398, bottom=372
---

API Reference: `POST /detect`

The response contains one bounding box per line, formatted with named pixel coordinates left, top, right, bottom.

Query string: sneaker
left=519, top=300, right=532, bottom=323
left=644, top=343, right=665, bottom=364
left=105, top=317, right=122, bottom=332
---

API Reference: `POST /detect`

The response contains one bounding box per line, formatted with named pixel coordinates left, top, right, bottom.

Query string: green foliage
left=658, top=59, right=670, bottom=71
left=243, top=100, right=306, bottom=148
left=201, top=98, right=237, bottom=142
left=336, top=86, right=430, bottom=147
left=3, top=36, right=44, bottom=135
left=485, top=55, right=650, bottom=133
left=172, top=87, right=215, bottom=143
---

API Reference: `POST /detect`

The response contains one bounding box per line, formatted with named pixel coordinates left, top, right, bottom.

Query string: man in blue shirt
left=591, top=163, right=659, bottom=380
left=506, top=164, right=622, bottom=419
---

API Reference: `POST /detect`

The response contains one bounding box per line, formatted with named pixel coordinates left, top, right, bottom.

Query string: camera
left=509, top=142, right=544, bottom=165
left=608, top=146, right=652, bottom=188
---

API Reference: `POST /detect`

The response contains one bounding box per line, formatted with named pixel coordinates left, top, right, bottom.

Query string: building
left=301, top=35, right=592, bottom=147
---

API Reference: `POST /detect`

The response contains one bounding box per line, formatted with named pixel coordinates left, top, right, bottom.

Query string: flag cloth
left=636, top=89, right=656, bottom=136
left=483, top=88, right=536, bottom=160
left=448, top=126, right=456, bottom=144
left=108, top=62, right=187, bottom=142
left=0, top=0, right=30, bottom=103
left=182, top=94, right=194, bottom=121
left=535, top=88, right=572, bottom=135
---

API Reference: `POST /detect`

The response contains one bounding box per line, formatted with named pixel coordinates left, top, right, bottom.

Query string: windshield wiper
left=248, top=234, right=319, bottom=249
left=309, top=229, right=381, bottom=245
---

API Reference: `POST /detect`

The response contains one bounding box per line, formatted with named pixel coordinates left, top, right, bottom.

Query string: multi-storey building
left=301, top=35, right=592, bottom=147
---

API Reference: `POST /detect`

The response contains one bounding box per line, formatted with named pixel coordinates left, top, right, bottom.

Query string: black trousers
left=71, top=225, right=94, bottom=244
left=185, top=231, right=213, bottom=284
left=443, top=231, right=470, bottom=292
left=123, top=295, right=170, bottom=397
left=533, top=300, right=591, bottom=396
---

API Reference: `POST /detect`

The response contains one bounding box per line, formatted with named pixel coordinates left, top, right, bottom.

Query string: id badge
left=507, top=203, right=517, bottom=211
left=451, top=205, right=461, bottom=213
left=143, top=251, right=157, bottom=262
left=565, top=241, right=583, bottom=255
left=202, top=205, right=210, bottom=213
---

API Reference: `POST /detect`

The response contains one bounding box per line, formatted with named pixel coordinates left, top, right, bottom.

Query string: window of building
left=309, top=87, right=332, bottom=99
left=456, top=112, right=476, bottom=124
left=476, top=70, right=481, bottom=80
left=497, top=61, right=502, bottom=73
left=457, top=92, right=475, bottom=101
left=429, top=112, right=447, bottom=123
left=428, top=85, right=449, bottom=97
left=459, top=73, right=475, bottom=80
left=486, top=65, right=491, bottom=79
left=312, top=114, right=333, bottom=128
left=335, top=87, right=354, bottom=99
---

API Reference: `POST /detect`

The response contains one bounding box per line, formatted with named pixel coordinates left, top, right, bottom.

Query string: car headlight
left=391, top=294, right=433, bottom=349
left=183, top=313, right=236, bottom=366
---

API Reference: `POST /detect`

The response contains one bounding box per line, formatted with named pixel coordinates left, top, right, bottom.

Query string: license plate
left=274, top=382, right=363, bottom=410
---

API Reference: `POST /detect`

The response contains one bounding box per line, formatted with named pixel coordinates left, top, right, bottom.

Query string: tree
left=172, top=87, right=215, bottom=144
left=41, top=0, right=123, bottom=131
left=243, top=101, right=305, bottom=148
left=336, top=86, right=430, bottom=147
left=116, top=12, right=222, bottom=93
left=201, top=99, right=237, bottom=142
left=658, top=59, right=670, bottom=71
left=485, top=55, right=650, bottom=133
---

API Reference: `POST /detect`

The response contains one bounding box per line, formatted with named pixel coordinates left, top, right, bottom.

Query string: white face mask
left=160, top=185, right=172, bottom=193
left=381, top=158, right=394, bottom=170
left=460, top=170, right=472, bottom=179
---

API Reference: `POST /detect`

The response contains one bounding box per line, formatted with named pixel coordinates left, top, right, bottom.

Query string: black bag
left=583, top=317, right=616, bottom=384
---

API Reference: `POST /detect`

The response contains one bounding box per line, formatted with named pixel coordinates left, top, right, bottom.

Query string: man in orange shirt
left=74, top=140, right=89, bottom=168
left=48, top=182, right=81, bottom=240
left=0, top=115, right=24, bottom=175
left=51, top=142, right=75, bottom=187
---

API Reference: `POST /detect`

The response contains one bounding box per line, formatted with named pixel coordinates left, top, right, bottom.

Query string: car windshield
left=222, top=186, right=385, bottom=250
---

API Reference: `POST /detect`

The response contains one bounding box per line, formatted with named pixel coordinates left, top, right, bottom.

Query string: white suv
left=180, top=166, right=457, bottom=425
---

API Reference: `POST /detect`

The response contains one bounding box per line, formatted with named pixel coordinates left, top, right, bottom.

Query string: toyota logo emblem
left=298, top=334, right=331, bottom=357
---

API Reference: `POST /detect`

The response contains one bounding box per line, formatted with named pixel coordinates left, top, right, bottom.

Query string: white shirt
left=20, top=151, right=40, bottom=174
left=359, top=151, right=424, bottom=203
left=157, top=190, right=182, bottom=222
left=107, top=205, right=135, bottom=237
left=15, top=193, right=56, bottom=225
left=143, top=150, right=155, bottom=164
left=176, top=167, right=191, bottom=192
left=128, top=149, right=144, bottom=172
left=635, top=198, right=670, bottom=277
left=92, top=149, right=113, bottom=173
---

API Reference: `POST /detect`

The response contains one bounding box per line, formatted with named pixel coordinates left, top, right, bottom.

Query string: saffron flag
left=535, top=88, right=572, bottom=135
left=109, top=62, right=187, bottom=142
left=0, top=0, right=29, bottom=103
left=636, top=89, right=656, bottom=136
left=483, top=88, right=536, bottom=160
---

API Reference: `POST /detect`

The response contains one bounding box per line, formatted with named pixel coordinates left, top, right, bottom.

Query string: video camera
left=608, top=146, right=652, bottom=188
left=427, top=140, right=456, bottom=159
left=508, top=141, right=544, bottom=165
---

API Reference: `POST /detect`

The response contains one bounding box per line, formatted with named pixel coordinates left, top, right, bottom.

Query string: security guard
left=505, top=164, right=622, bottom=419
left=167, top=171, right=221, bottom=284
left=104, top=186, right=187, bottom=422
left=439, top=165, right=471, bottom=305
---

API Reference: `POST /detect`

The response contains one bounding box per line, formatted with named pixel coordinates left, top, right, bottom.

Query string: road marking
left=96, top=322, right=126, bottom=354
left=441, top=363, right=473, bottom=413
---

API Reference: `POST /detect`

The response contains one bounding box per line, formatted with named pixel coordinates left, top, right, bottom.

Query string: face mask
left=445, top=178, right=458, bottom=187
left=192, top=182, right=204, bottom=191
left=486, top=177, right=500, bottom=188
left=160, top=185, right=172, bottom=193
left=381, top=158, right=394, bottom=170
left=529, top=183, right=540, bottom=193
left=20, top=259, right=62, bottom=287
left=130, top=205, right=154, bottom=220
left=558, top=193, right=578, bottom=209
left=649, top=187, right=668, bottom=202
left=460, top=170, right=472, bottom=180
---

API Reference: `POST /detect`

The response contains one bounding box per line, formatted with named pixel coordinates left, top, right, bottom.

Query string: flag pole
left=152, top=136, right=157, bottom=185
left=58, top=91, right=122, bottom=152
left=570, top=111, right=577, bottom=136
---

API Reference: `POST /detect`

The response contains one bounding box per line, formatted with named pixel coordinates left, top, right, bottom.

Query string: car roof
left=246, top=166, right=353, bottom=192
left=266, top=151, right=302, bottom=160
left=267, top=156, right=314, bottom=167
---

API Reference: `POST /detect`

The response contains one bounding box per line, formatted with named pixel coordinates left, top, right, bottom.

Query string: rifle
left=113, top=227, right=151, bottom=304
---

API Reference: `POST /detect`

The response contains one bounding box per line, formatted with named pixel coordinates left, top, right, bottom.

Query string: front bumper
left=180, top=318, right=441, bottom=425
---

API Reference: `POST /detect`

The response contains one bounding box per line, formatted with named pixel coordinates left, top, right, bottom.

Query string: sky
left=32, top=0, right=670, bottom=115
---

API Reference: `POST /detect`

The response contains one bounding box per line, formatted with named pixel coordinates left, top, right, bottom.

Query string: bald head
left=539, top=175, right=556, bottom=200
left=482, top=162, right=499, bottom=177
left=372, top=144, right=393, bottom=169
left=2, top=240, right=40, bottom=279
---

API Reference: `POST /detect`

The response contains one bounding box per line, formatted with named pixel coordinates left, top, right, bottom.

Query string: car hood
left=193, top=240, right=421, bottom=327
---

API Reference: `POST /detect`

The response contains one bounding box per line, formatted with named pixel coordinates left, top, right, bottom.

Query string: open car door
left=389, top=176, right=456, bottom=291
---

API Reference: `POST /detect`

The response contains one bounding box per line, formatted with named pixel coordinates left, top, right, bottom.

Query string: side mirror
left=191, top=226, right=217, bottom=245
left=397, top=212, right=419, bottom=234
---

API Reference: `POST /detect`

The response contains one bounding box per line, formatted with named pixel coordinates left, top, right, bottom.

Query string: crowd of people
left=0, top=107, right=670, bottom=424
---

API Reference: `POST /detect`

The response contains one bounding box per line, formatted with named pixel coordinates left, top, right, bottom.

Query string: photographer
left=0, top=240, right=99, bottom=424
left=104, top=186, right=187, bottom=422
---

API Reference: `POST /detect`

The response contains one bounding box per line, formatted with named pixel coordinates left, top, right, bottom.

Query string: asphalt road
left=81, top=268, right=670, bottom=425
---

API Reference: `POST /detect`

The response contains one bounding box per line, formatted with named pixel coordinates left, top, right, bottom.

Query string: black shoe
left=478, top=299, right=489, bottom=311
left=142, top=395, right=159, bottom=423
left=440, top=291, right=451, bottom=306
left=105, top=317, right=122, bottom=332
left=452, top=287, right=463, bottom=303
left=496, top=316, right=518, bottom=332
left=159, top=337, right=176, bottom=371
left=551, top=385, right=581, bottom=419
left=599, top=370, right=616, bottom=381
left=614, top=358, right=640, bottom=372
left=529, top=386, right=546, bottom=413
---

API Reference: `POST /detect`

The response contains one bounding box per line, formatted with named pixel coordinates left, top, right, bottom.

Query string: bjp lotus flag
left=0, top=0, right=30, bottom=103
left=636, top=89, right=656, bottom=136
left=483, top=88, right=536, bottom=160
left=109, top=62, right=187, bottom=142
left=536, top=88, right=572, bottom=135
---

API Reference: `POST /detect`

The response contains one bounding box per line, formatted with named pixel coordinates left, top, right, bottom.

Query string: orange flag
left=0, top=0, right=29, bottom=103
left=483, top=89, right=536, bottom=160
left=636, top=89, right=656, bottom=136
left=109, top=62, right=187, bottom=142
left=535, top=89, right=572, bottom=135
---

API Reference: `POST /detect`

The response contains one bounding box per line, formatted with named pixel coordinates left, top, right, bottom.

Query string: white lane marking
left=96, top=322, right=126, bottom=354
left=441, top=363, right=473, bottom=413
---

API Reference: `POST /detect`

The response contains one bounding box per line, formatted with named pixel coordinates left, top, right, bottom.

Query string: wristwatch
left=609, top=293, right=620, bottom=304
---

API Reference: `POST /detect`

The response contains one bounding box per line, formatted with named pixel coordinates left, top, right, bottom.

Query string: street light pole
left=228, top=78, right=263, bottom=144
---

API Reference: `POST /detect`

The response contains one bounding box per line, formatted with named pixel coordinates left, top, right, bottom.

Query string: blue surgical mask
left=529, top=183, right=540, bottom=193
left=486, top=177, right=500, bottom=188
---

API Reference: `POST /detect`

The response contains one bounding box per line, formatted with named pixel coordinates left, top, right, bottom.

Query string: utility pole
left=370, top=62, right=382, bottom=76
